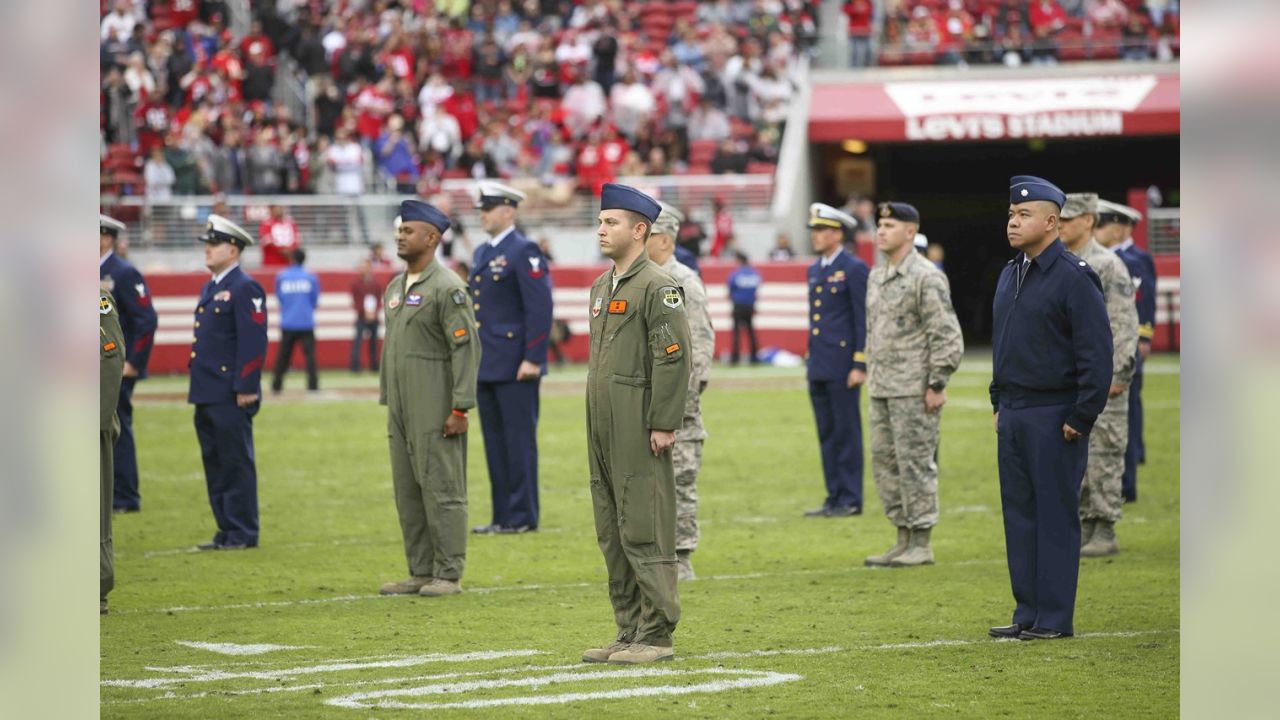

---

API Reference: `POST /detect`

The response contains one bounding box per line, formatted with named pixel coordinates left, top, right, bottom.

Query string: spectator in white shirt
left=609, top=69, right=657, bottom=139
left=143, top=146, right=175, bottom=201
left=101, top=0, right=136, bottom=42
left=688, top=97, right=732, bottom=143
left=325, top=128, right=366, bottom=196
left=561, top=72, right=607, bottom=139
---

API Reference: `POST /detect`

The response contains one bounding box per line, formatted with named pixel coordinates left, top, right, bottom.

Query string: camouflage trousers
left=1080, top=388, right=1129, bottom=523
left=869, top=396, right=940, bottom=529
left=674, top=384, right=706, bottom=552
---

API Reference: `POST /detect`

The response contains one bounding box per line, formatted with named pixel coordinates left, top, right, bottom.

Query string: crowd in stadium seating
left=851, top=0, right=1180, bottom=67
left=101, top=0, right=820, bottom=200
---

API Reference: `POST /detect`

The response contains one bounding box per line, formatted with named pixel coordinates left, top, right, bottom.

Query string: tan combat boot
left=607, top=643, right=675, bottom=664
left=582, top=639, right=631, bottom=663
left=864, top=527, right=910, bottom=567
left=889, top=528, right=935, bottom=567
left=1081, top=518, right=1097, bottom=548
left=1081, top=520, right=1119, bottom=557
left=379, top=576, right=433, bottom=595
left=418, top=578, right=463, bottom=596
left=677, top=550, right=696, bottom=581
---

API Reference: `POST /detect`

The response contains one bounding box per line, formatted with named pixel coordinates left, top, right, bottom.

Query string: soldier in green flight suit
left=581, top=184, right=692, bottom=665
left=100, top=292, right=125, bottom=615
left=378, top=200, right=481, bottom=598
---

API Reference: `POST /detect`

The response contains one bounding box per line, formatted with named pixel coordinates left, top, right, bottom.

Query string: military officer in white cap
left=469, top=181, right=554, bottom=534
left=189, top=214, right=269, bottom=550
left=803, top=202, right=871, bottom=517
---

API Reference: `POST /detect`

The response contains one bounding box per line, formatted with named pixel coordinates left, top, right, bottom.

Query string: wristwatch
left=928, top=381, right=946, bottom=392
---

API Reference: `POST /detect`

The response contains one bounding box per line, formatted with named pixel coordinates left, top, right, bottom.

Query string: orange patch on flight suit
left=103, top=342, right=117, bottom=352
left=665, top=343, right=680, bottom=354
left=609, top=300, right=628, bottom=314
left=453, top=328, right=468, bottom=337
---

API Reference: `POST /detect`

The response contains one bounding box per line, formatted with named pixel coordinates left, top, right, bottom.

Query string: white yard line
left=174, top=641, right=312, bottom=656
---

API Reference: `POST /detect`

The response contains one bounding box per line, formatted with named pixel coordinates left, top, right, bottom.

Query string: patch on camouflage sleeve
left=451, top=289, right=467, bottom=305
left=661, top=286, right=683, bottom=309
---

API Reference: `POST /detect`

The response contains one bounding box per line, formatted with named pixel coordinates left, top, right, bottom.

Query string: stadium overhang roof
left=809, top=72, right=1179, bottom=143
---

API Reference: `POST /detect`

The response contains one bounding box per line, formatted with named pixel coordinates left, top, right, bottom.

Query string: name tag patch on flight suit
left=661, top=287, right=683, bottom=309
left=608, top=300, right=628, bottom=314
left=592, top=297, right=603, bottom=318
left=406, top=293, right=423, bottom=306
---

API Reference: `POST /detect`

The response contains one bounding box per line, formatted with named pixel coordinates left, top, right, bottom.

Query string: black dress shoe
left=803, top=506, right=831, bottom=518
left=988, top=623, right=1029, bottom=638
left=1019, top=627, right=1072, bottom=641
left=471, top=524, right=500, bottom=535
left=828, top=505, right=862, bottom=517
left=495, top=525, right=536, bottom=534
left=113, top=506, right=140, bottom=515
left=195, top=541, right=222, bottom=551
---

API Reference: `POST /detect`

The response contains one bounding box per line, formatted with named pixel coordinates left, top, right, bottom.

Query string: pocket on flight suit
left=621, top=473, right=656, bottom=545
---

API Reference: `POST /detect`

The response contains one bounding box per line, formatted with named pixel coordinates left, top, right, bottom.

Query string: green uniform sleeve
left=1102, top=258, right=1139, bottom=386
left=100, top=292, right=125, bottom=434
left=920, top=271, right=965, bottom=389
left=646, top=283, right=692, bottom=431
left=440, top=283, right=480, bottom=411
left=378, top=277, right=398, bottom=407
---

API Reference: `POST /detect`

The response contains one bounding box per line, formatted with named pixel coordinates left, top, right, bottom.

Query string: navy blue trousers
left=997, top=403, right=1089, bottom=635
left=808, top=380, right=863, bottom=509
left=1122, top=353, right=1145, bottom=500
left=193, top=402, right=260, bottom=546
left=477, top=379, right=541, bottom=528
left=112, top=377, right=140, bottom=510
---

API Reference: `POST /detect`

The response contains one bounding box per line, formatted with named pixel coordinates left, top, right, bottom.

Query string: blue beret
left=399, top=199, right=451, bottom=233
left=600, top=183, right=661, bottom=224
left=1010, top=175, right=1065, bottom=209
left=878, top=201, right=920, bottom=224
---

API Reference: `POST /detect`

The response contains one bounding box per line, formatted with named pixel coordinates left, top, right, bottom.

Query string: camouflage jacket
left=661, top=255, right=714, bottom=389
left=1079, top=238, right=1138, bottom=386
left=866, top=250, right=964, bottom=398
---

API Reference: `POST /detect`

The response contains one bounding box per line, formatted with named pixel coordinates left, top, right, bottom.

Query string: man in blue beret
left=989, top=176, right=1113, bottom=640
left=379, top=199, right=481, bottom=598
left=189, top=214, right=269, bottom=550
left=803, top=202, right=871, bottom=518
left=468, top=182, right=554, bottom=536
left=582, top=183, right=692, bottom=665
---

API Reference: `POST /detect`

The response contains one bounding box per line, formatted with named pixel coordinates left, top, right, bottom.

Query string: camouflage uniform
left=1077, top=238, right=1138, bottom=524
left=660, top=255, right=714, bottom=553
left=866, top=250, right=964, bottom=530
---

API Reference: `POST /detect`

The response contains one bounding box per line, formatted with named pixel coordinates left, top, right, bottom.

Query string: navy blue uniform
left=1115, top=240, right=1157, bottom=500
left=990, top=239, right=1113, bottom=635
left=188, top=266, right=269, bottom=547
left=806, top=249, right=870, bottom=511
left=470, top=228, right=554, bottom=529
left=674, top=245, right=700, bottom=276
left=100, top=252, right=158, bottom=511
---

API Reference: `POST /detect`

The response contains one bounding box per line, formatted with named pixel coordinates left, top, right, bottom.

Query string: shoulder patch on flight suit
left=453, top=328, right=468, bottom=337
left=100, top=296, right=113, bottom=315
left=451, top=289, right=467, bottom=305
left=660, top=286, right=683, bottom=309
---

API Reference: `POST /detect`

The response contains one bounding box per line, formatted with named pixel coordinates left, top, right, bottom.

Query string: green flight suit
left=100, top=292, right=125, bottom=600
left=379, top=261, right=481, bottom=581
left=585, top=254, right=691, bottom=647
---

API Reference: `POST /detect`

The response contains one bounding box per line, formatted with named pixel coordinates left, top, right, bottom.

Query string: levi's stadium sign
left=808, top=74, right=1179, bottom=143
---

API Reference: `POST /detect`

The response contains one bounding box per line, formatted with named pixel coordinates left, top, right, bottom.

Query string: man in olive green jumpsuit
left=379, top=200, right=481, bottom=598
left=101, top=292, right=125, bottom=615
left=582, top=184, right=692, bottom=665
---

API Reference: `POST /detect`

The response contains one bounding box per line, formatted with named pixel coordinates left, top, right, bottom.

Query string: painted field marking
left=323, top=667, right=804, bottom=710
left=174, top=641, right=311, bottom=656
left=102, top=649, right=544, bottom=690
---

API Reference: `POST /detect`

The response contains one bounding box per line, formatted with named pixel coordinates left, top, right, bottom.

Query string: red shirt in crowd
left=382, top=47, right=416, bottom=83
left=354, top=84, right=394, bottom=142
left=134, top=99, right=172, bottom=156
left=258, top=217, right=300, bottom=267
left=443, top=92, right=479, bottom=140
left=1029, top=0, right=1068, bottom=35
left=352, top=276, right=383, bottom=323
left=844, top=0, right=873, bottom=37
left=240, top=33, right=275, bottom=62
left=711, top=206, right=734, bottom=257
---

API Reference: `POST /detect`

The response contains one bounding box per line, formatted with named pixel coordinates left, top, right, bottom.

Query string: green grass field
left=101, top=353, right=1180, bottom=718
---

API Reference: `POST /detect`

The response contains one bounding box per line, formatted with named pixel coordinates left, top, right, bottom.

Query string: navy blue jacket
left=470, top=227, right=554, bottom=382
left=806, top=249, right=869, bottom=381
left=100, top=252, right=158, bottom=378
left=990, top=239, right=1113, bottom=433
left=674, top=245, right=700, bottom=276
left=1116, top=240, right=1157, bottom=345
left=188, top=266, right=269, bottom=405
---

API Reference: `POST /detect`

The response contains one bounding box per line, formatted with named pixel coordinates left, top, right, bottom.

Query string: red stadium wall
left=144, top=258, right=1181, bottom=376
